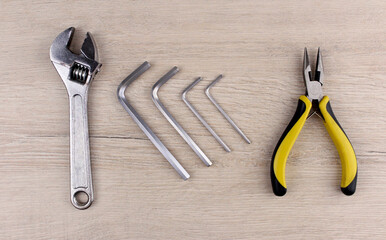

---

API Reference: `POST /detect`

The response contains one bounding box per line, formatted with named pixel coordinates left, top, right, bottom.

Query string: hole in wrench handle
left=72, top=189, right=93, bottom=210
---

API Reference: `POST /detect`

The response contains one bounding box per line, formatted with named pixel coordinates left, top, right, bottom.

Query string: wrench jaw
left=49, top=27, right=75, bottom=66
left=81, top=32, right=99, bottom=62
left=50, top=27, right=101, bottom=87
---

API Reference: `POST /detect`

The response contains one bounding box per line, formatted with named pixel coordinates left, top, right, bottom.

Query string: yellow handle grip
left=319, top=96, right=357, bottom=195
left=271, top=96, right=312, bottom=196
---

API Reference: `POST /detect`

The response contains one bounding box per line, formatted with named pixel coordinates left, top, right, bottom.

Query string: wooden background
left=1, top=1, right=386, bottom=239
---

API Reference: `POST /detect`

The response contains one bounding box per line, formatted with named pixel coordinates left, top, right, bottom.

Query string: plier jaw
left=303, top=47, right=324, bottom=102
left=303, top=48, right=324, bottom=118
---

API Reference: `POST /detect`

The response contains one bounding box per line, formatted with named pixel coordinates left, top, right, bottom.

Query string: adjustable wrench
left=50, top=27, right=102, bottom=209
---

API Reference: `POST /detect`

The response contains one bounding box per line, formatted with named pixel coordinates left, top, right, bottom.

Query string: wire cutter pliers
left=271, top=48, right=358, bottom=196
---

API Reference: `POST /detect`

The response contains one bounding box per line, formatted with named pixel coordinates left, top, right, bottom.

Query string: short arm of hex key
left=152, top=67, right=212, bottom=166
left=182, top=77, right=231, bottom=152
left=205, top=75, right=251, bottom=144
left=117, top=62, right=190, bottom=180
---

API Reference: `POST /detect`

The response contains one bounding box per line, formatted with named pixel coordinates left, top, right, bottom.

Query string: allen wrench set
left=117, top=62, right=190, bottom=180
left=152, top=67, right=212, bottom=167
left=182, top=77, right=231, bottom=152
left=118, top=62, right=251, bottom=180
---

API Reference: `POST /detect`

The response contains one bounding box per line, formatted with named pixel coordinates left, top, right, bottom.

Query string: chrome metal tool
left=50, top=27, right=102, bottom=209
left=182, top=77, right=231, bottom=152
left=152, top=68, right=212, bottom=166
left=117, top=62, right=190, bottom=180
left=205, top=75, right=251, bottom=144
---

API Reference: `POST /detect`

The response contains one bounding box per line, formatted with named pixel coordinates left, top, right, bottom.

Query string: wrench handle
left=69, top=93, right=93, bottom=209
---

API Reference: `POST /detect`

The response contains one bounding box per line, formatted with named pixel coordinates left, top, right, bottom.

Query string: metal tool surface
left=117, top=62, right=190, bottom=180
left=205, top=75, right=251, bottom=144
left=152, top=67, right=212, bottom=166
left=182, top=77, right=231, bottom=152
left=50, top=27, right=102, bottom=209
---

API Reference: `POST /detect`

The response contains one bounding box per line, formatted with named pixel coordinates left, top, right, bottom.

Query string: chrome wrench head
left=50, top=27, right=101, bottom=87
left=50, top=27, right=102, bottom=209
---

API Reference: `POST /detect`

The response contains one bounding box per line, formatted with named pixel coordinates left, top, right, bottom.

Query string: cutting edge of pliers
left=270, top=48, right=358, bottom=196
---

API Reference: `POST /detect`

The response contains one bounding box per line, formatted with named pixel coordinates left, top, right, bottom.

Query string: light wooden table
left=1, top=1, right=386, bottom=239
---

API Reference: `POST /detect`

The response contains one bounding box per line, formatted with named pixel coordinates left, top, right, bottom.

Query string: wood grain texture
left=1, top=0, right=386, bottom=239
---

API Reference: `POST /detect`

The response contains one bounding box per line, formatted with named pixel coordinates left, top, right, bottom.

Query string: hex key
left=205, top=75, right=251, bottom=144
left=182, top=77, right=231, bottom=152
left=151, top=67, right=212, bottom=166
left=117, top=62, right=190, bottom=180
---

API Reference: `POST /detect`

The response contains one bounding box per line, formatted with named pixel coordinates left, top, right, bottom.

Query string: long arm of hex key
left=151, top=67, right=212, bottom=166
left=205, top=75, right=251, bottom=144
left=117, top=62, right=190, bottom=180
left=182, top=77, right=231, bottom=152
